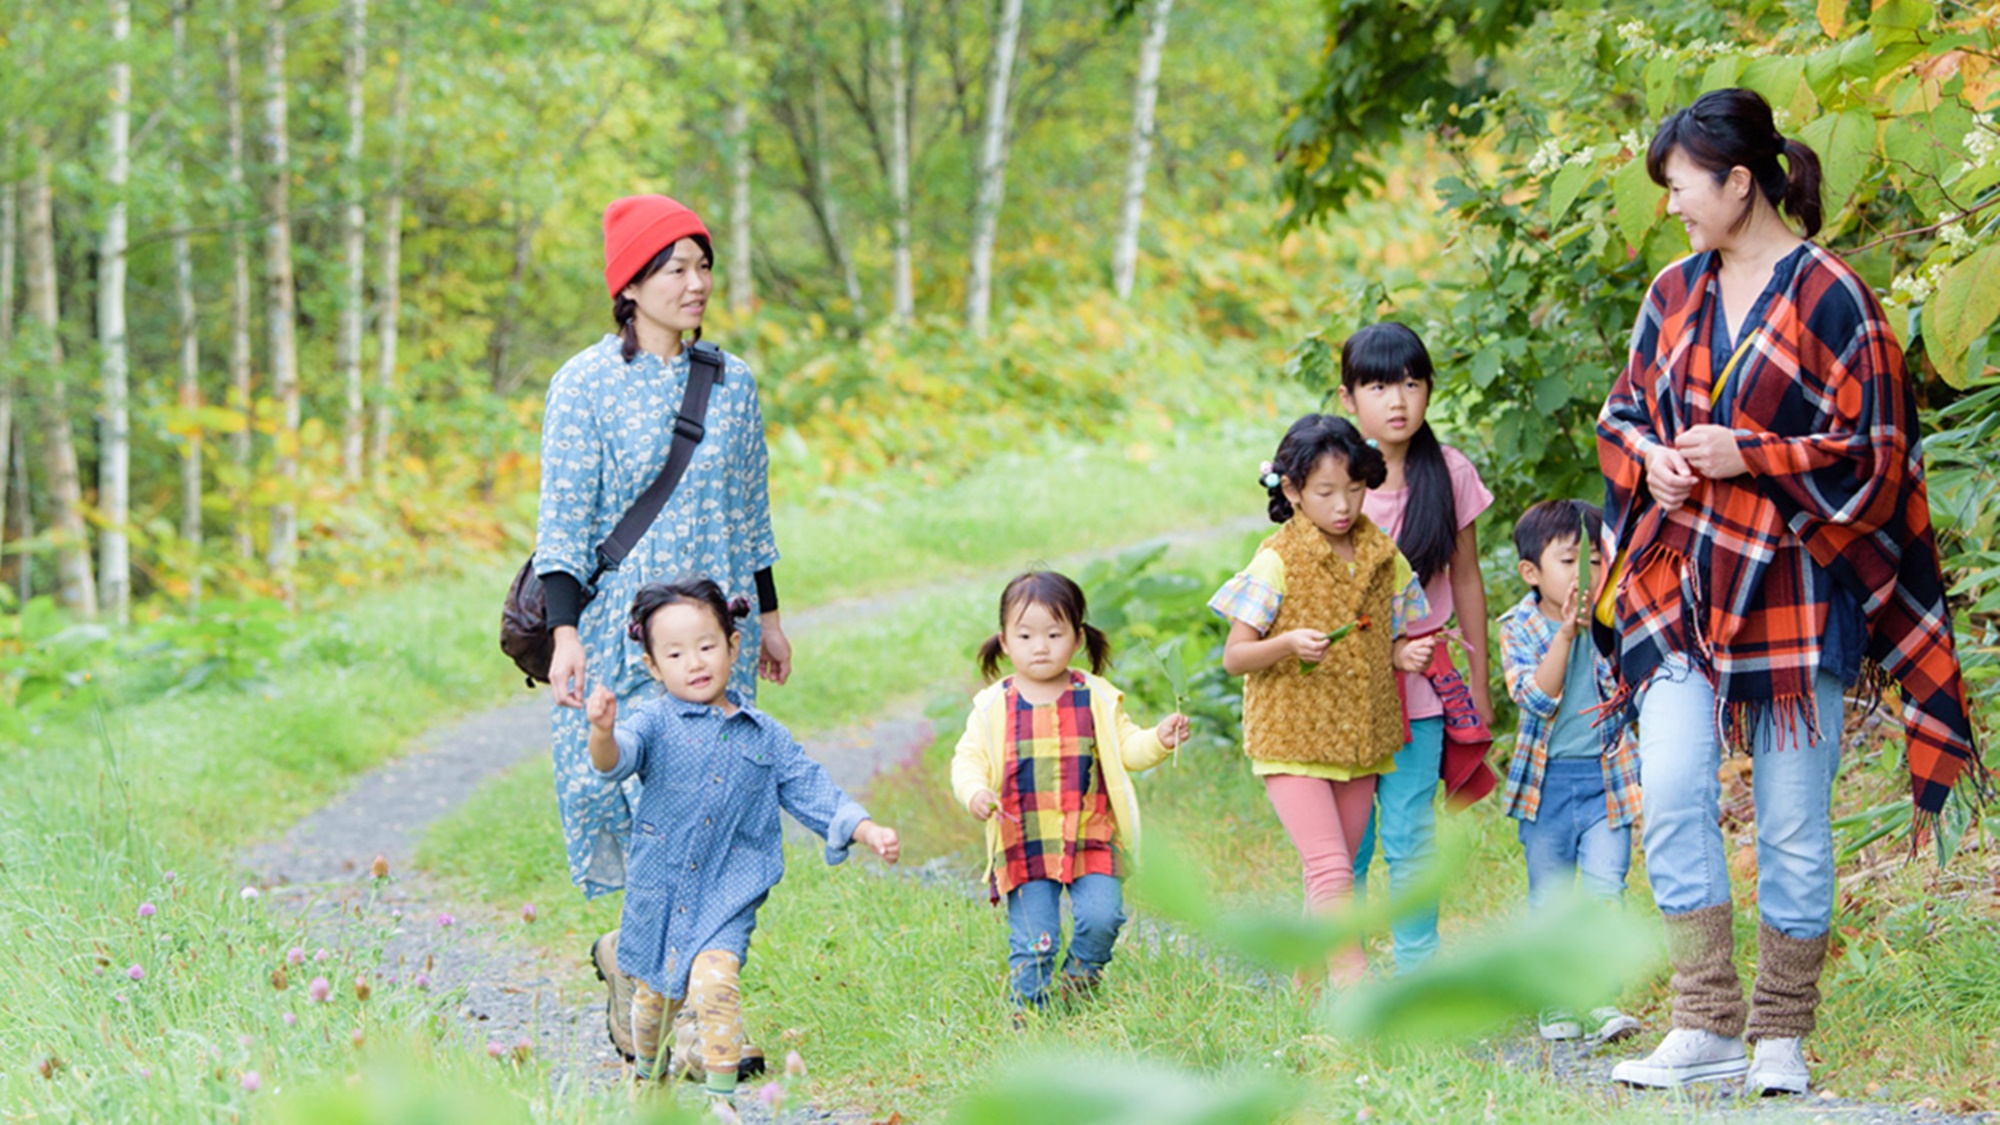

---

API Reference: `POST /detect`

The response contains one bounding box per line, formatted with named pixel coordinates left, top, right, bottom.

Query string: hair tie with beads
left=727, top=596, right=752, bottom=620
left=626, top=619, right=645, bottom=643
left=1259, top=460, right=1281, bottom=490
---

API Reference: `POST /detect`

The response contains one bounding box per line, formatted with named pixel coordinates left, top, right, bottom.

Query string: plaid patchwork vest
left=1242, top=513, right=1403, bottom=769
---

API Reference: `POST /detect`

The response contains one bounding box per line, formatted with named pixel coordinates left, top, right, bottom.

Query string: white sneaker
left=1589, top=1006, right=1643, bottom=1044
left=1610, top=1027, right=1748, bottom=1087
left=1743, top=1037, right=1810, bottom=1096
left=1539, top=1008, right=1584, bottom=1040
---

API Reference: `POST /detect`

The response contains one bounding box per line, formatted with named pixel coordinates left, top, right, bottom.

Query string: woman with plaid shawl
left=1598, top=89, right=1983, bottom=1096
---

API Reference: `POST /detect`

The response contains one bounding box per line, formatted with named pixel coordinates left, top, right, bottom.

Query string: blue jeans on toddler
left=1005, top=874, right=1124, bottom=1007
left=1517, top=757, right=1631, bottom=909
left=1636, top=654, right=1844, bottom=939
left=1352, top=717, right=1445, bottom=974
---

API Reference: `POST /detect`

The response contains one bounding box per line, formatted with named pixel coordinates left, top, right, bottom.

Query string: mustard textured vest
left=1241, top=513, right=1404, bottom=769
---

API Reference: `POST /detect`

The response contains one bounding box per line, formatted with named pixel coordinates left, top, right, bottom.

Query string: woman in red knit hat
left=533, top=194, right=790, bottom=1069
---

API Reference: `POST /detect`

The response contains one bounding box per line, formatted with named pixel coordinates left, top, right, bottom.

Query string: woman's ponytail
left=1781, top=136, right=1825, bottom=239
left=977, top=634, right=1006, bottom=683
left=614, top=295, right=640, bottom=362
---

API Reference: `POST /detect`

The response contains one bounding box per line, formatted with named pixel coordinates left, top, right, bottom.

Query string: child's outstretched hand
left=968, top=789, right=999, bottom=821
left=1393, top=634, right=1438, bottom=673
left=585, top=684, right=618, bottom=733
left=1157, top=712, right=1191, bottom=749
left=854, top=819, right=901, bottom=864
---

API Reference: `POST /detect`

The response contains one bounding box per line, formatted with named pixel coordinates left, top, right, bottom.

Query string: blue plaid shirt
left=1497, top=593, right=1641, bottom=826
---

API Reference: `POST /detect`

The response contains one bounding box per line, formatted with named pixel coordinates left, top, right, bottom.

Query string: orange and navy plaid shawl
left=1597, top=245, right=1983, bottom=823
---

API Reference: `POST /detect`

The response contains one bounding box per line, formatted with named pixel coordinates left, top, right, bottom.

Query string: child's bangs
left=1000, top=572, right=1088, bottom=633
left=1340, top=322, right=1436, bottom=389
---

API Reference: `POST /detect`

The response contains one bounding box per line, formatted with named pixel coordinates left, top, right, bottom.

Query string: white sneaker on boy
left=1610, top=1027, right=1748, bottom=1087
left=1743, top=1037, right=1811, bottom=1096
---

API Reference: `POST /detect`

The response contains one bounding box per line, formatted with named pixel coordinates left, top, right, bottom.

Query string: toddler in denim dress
left=1496, top=500, right=1642, bottom=1044
left=585, top=578, right=900, bottom=1104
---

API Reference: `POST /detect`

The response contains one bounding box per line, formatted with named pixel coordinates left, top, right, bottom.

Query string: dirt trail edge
left=234, top=519, right=1262, bottom=1110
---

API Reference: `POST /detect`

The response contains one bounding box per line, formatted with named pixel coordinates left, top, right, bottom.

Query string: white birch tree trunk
left=885, top=0, right=913, bottom=324
left=724, top=0, right=754, bottom=314
left=1111, top=0, right=1172, bottom=301
left=964, top=0, right=1024, bottom=338
left=264, top=0, right=302, bottom=600
left=1, top=128, right=16, bottom=567
left=812, top=74, right=865, bottom=319
left=225, top=15, right=256, bottom=561
left=371, top=29, right=409, bottom=479
left=98, top=0, right=133, bottom=623
left=24, top=147, right=97, bottom=616
left=172, top=0, right=203, bottom=604
left=338, top=0, right=368, bottom=481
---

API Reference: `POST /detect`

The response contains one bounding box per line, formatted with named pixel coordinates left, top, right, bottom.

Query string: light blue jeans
left=1004, top=874, right=1125, bottom=1007
left=1352, top=717, right=1445, bottom=973
left=1517, top=757, right=1631, bottom=909
left=1636, top=655, right=1844, bottom=939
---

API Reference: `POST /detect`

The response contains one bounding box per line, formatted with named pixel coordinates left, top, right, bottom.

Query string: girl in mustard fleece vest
left=949, top=571, right=1189, bottom=1012
left=1209, top=415, right=1430, bottom=989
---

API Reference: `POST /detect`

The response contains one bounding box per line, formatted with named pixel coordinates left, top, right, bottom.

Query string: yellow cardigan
left=948, top=670, right=1171, bottom=888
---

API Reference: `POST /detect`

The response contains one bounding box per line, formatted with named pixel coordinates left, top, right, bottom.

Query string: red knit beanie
left=602, top=195, right=711, bottom=297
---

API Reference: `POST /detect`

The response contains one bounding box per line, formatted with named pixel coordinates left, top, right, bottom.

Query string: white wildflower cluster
left=1620, top=129, right=1645, bottom=155
left=1567, top=147, right=1596, bottom=168
left=1680, top=38, right=1727, bottom=60
left=1964, top=113, right=1998, bottom=170
left=1938, top=211, right=1975, bottom=252
left=1617, top=20, right=1653, bottom=54
left=1527, top=138, right=1566, bottom=177
left=1892, top=262, right=1948, bottom=304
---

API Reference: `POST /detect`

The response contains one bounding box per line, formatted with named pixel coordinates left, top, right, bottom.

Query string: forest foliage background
left=1, top=0, right=1997, bottom=798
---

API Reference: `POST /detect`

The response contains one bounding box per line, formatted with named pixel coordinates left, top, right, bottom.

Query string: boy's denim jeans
left=1004, top=874, right=1124, bottom=1007
left=1517, top=757, right=1631, bottom=909
left=1352, top=717, right=1445, bottom=973
left=1636, top=654, right=1844, bottom=939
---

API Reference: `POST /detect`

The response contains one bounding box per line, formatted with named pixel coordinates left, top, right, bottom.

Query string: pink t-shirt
left=1362, top=443, right=1492, bottom=720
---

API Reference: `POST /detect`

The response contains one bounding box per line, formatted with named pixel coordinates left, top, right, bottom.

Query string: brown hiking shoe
left=591, top=930, right=637, bottom=1061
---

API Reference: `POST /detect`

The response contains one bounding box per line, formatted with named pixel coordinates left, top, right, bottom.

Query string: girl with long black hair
left=1337, top=322, right=1496, bottom=975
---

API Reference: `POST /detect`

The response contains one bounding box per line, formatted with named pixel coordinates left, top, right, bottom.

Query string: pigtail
left=1080, top=623, right=1112, bottom=676
left=977, top=633, right=1006, bottom=683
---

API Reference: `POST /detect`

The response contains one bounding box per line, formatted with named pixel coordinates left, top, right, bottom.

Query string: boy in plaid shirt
left=1497, top=500, right=1643, bottom=1043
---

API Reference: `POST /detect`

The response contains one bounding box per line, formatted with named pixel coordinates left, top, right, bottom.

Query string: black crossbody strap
left=588, top=340, right=726, bottom=584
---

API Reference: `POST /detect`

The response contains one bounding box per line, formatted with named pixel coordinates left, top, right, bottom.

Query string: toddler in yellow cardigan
left=949, top=570, right=1188, bottom=1012
left=1209, top=414, right=1429, bottom=988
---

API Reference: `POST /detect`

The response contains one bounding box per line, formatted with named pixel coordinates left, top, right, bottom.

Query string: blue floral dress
left=534, top=335, right=779, bottom=898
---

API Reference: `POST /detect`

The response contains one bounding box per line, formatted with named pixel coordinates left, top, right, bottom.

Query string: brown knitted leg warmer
left=1746, top=922, right=1829, bottom=1042
left=1664, top=903, right=1746, bottom=1037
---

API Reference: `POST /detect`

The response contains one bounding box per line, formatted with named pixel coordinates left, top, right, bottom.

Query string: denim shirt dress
left=594, top=690, right=868, bottom=999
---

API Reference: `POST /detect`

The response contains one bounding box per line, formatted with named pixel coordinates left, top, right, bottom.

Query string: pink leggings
left=1263, top=773, right=1379, bottom=911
